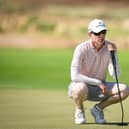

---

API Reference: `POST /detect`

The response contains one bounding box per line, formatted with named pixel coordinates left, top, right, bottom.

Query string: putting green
left=0, top=89, right=128, bottom=129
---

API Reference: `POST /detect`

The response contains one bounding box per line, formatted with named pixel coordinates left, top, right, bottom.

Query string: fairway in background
left=0, top=48, right=73, bottom=90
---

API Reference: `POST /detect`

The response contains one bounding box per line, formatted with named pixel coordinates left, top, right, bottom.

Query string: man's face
left=89, top=30, right=107, bottom=50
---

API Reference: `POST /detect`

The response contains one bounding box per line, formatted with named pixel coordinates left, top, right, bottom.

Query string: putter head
left=117, top=122, right=128, bottom=126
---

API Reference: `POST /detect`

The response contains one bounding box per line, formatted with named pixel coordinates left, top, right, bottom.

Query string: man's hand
left=99, top=83, right=109, bottom=95
left=108, top=42, right=117, bottom=51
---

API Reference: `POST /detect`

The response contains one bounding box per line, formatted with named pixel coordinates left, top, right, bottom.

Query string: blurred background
left=0, top=0, right=129, bottom=89
left=0, top=1, right=129, bottom=129
left=0, top=0, right=129, bottom=48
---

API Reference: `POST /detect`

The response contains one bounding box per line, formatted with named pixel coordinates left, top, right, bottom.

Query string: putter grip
left=110, top=50, right=116, bottom=68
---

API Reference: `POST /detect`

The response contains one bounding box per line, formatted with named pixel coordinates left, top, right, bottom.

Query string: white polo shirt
left=70, top=39, right=120, bottom=86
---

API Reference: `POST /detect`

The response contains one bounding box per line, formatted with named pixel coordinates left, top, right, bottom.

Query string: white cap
left=88, top=19, right=107, bottom=33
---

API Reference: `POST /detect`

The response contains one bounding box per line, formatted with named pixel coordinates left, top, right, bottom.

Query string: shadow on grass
left=85, top=122, right=129, bottom=126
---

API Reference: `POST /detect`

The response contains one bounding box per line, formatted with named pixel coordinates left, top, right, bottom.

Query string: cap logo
left=99, top=21, right=102, bottom=24
left=96, top=22, right=105, bottom=28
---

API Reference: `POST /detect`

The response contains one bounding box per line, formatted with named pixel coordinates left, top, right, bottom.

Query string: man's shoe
left=75, top=109, right=86, bottom=124
left=91, top=105, right=106, bottom=124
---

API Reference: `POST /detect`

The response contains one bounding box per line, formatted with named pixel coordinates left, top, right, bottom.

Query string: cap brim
left=92, top=27, right=107, bottom=33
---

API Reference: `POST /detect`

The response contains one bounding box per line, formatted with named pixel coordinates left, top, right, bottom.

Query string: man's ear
left=88, top=32, right=92, bottom=37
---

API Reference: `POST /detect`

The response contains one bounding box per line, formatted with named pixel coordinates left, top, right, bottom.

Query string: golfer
left=68, top=19, right=129, bottom=124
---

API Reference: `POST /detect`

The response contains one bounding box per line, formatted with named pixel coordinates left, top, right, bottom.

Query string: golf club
left=110, top=50, right=128, bottom=126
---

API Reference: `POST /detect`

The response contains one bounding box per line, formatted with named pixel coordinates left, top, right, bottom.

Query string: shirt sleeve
left=71, top=45, right=102, bottom=85
left=108, top=52, right=121, bottom=79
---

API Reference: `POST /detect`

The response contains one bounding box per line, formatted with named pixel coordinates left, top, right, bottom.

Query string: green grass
left=0, top=89, right=129, bottom=129
left=0, top=48, right=129, bottom=89
left=0, top=48, right=129, bottom=129
left=106, top=51, right=129, bottom=84
left=0, top=48, right=73, bottom=89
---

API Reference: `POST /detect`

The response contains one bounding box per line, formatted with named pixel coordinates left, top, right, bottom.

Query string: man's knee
left=72, top=82, right=88, bottom=101
left=119, top=83, right=129, bottom=98
left=122, top=84, right=129, bottom=96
